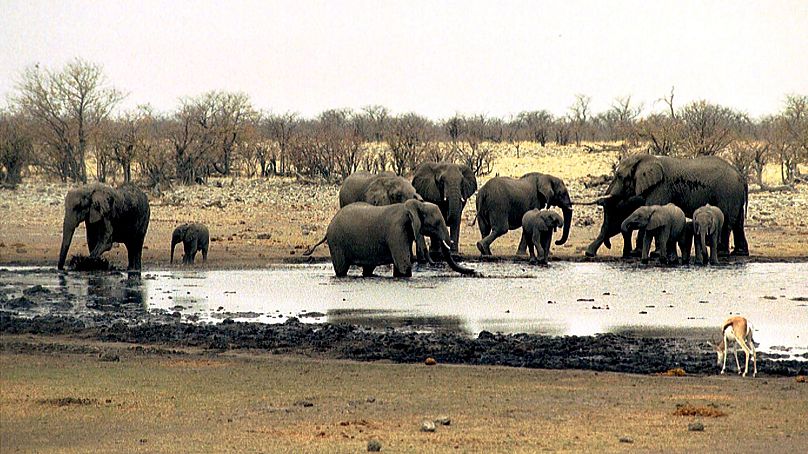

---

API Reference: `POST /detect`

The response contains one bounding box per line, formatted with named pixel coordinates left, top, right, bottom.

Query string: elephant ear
left=459, top=164, right=478, bottom=199
left=89, top=190, right=111, bottom=224
left=536, top=178, right=554, bottom=209
left=646, top=208, right=665, bottom=231
left=552, top=212, right=564, bottom=229
left=534, top=216, right=549, bottom=232
left=634, top=159, right=663, bottom=196
left=411, top=163, right=441, bottom=202
left=404, top=202, right=422, bottom=239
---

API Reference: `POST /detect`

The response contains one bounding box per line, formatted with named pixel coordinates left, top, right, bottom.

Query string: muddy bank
left=2, top=313, right=806, bottom=377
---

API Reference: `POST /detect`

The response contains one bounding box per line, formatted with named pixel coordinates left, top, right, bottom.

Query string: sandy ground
left=1, top=144, right=807, bottom=269
left=2, top=335, right=807, bottom=453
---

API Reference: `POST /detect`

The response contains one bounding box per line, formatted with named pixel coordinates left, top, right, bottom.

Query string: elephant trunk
left=170, top=238, right=180, bottom=264
left=556, top=205, right=573, bottom=245
left=446, top=185, right=463, bottom=226
left=440, top=241, right=475, bottom=275
left=58, top=218, right=77, bottom=270
left=699, top=226, right=707, bottom=260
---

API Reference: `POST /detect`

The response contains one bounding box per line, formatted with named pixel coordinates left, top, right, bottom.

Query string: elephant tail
left=303, top=235, right=327, bottom=256
left=743, top=181, right=748, bottom=220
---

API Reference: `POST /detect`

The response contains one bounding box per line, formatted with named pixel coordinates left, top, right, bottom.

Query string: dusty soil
left=2, top=144, right=807, bottom=269
left=2, top=335, right=807, bottom=453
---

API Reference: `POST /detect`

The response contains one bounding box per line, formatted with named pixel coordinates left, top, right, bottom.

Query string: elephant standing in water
left=304, top=200, right=475, bottom=277
left=411, top=162, right=478, bottom=253
left=693, top=204, right=725, bottom=265
left=338, top=171, right=421, bottom=207
left=58, top=183, right=150, bottom=271
left=586, top=154, right=748, bottom=257
left=520, top=209, right=564, bottom=265
left=585, top=195, right=646, bottom=258
left=621, top=204, right=689, bottom=265
left=171, top=223, right=210, bottom=265
left=474, top=172, right=573, bottom=256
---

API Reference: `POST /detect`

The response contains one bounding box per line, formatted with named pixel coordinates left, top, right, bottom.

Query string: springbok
left=712, top=316, right=757, bottom=377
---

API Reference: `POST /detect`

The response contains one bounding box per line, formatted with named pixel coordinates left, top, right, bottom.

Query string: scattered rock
left=762, top=296, right=777, bottom=300
left=420, top=420, right=436, bottom=432
left=367, top=439, right=382, bottom=451
left=294, top=400, right=314, bottom=408
left=434, top=416, right=451, bottom=426
left=98, top=352, right=120, bottom=362
left=424, top=357, right=437, bottom=366
left=688, top=422, right=705, bottom=432
left=23, top=285, right=51, bottom=296
left=619, top=436, right=633, bottom=444
left=366, top=396, right=376, bottom=403
left=577, top=298, right=595, bottom=302
left=796, top=376, right=806, bottom=383
left=674, top=404, right=726, bottom=417
left=657, top=368, right=686, bottom=377
left=256, top=233, right=272, bottom=240
left=38, top=397, right=98, bottom=407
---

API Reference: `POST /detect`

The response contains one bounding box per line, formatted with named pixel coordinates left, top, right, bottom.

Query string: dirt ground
left=2, top=336, right=807, bottom=453
left=1, top=144, right=807, bottom=269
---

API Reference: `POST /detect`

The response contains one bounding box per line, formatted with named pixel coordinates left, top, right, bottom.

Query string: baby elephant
left=521, top=209, right=564, bottom=264
left=171, top=223, right=209, bottom=264
left=693, top=204, right=725, bottom=265
left=621, top=203, right=688, bottom=265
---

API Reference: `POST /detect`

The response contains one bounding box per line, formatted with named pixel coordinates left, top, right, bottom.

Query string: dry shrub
left=38, top=397, right=98, bottom=407
left=656, top=368, right=687, bottom=377
left=673, top=403, right=727, bottom=417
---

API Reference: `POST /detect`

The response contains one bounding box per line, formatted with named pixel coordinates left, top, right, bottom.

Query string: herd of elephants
left=55, top=153, right=750, bottom=277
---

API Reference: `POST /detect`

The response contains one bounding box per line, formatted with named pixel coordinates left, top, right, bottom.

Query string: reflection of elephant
left=171, top=223, right=209, bottom=264
left=474, top=172, right=573, bottom=255
left=621, top=204, right=688, bottom=265
left=304, top=200, right=475, bottom=277
left=339, top=171, right=421, bottom=207
left=411, top=162, right=478, bottom=253
left=520, top=209, right=564, bottom=265
left=587, top=154, right=747, bottom=257
left=58, top=183, right=150, bottom=271
left=693, top=204, right=725, bottom=265
left=585, top=195, right=645, bottom=258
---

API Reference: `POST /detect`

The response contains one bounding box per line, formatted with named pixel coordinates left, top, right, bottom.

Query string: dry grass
left=673, top=404, right=728, bottom=418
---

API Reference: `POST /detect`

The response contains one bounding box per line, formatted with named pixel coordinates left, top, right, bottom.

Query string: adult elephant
left=411, top=162, right=478, bottom=253
left=58, top=183, right=150, bottom=271
left=474, top=172, right=573, bottom=255
left=338, top=171, right=421, bottom=207
left=585, top=154, right=748, bottom=257
left=304, top=200, right=475, bottom=277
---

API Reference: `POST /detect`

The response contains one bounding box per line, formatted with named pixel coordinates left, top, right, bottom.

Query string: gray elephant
left=520, top=209, right=564, bottom=265
left=474, top=172, right=573, bottom=256
left=171, top=223, right=210, bottom=265
left=304, top=200, right=475, bottom=277
left=584, top=195, right=645, bottom=258
left=586, top=154, right=747, bottom=257
left=58, top=183, right=150, bottom=271
left=339, top=171, right=421, bottom=207
left=693, top=204, right=725, bottom=265
left=411, top=162, right=478, bottom=253
left=621, top=203, right=688, bottom=265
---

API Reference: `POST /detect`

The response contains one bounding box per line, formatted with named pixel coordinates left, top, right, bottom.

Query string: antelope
left=712, top=316, right=757, bottom=377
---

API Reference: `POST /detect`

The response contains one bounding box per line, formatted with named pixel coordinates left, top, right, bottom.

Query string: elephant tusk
left=442, top=240, right=452, bottom=250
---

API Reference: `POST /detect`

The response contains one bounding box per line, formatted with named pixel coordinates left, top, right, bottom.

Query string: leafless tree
left=0, top=110, right=33, bottom=187
left=386, top=113, right=435, bottom=176
left=516, top=110, right=554, bottom=148
left=264, top=112, right=299, bottom=176
left=679, top=100, right=741, bottom=157
left=453, top=114, right=496, bottom=175
left=569, top=94, right=591, bottom=146
left=781, top=94, right=808, bottom=180
left=603, top=96, right=642, bottom=144
left=639, top=113, right=682, bottom=156
left=12, top=59, right=124, bottom=182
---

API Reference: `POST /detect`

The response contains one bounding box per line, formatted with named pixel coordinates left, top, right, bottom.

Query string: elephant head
left=526, top=173, right=573, bottom=245
left=538, top=211, right=564, bottom=233
left=364, top=175, right=422, bottom=206
left=58, top=184, right=117, bottom=270
left=621, top=206, right=665, bottom=233
left=411, top=162, right=477, bottom=226
left=404, top=199, right=475, bottom=275
left=170, top=224, right=189, bottom=264
left=607, top=153, right=664, bottom=200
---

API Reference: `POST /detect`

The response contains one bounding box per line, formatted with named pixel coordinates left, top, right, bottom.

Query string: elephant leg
left=201, top=246, right=208, bottom=262
left=656, top=229, right=670, bottom=265
left=641, top=233, right=653, bottom=264
left=184, top=239, right=197, bottom=265
left=390, top=242, right=413, bottom=277
left=126, top=237, right=144, bottom=271
left=540, top=231, right=552, bottom=264
left=450, top=222, right=461, bottom=253
left=86, top=223, right=100, bottom=255
left=331, top=249, right=349, bottom=277
left=415, top=233, right=433, bottom=264
left=731, top=219, right=750, bottom=256
left=526, top=230, right=537, bottom=264
left=710, top=233, right=720, bottom=265
left=718, top=223, right=732, bottom=257
left=632, top=230, right=645, bottom=257
left=621, top=231, right=634, bottom=258
left=477, top=216, right=507, bottom=256
left=517, top=234, right=528, bottom=256
left=362, top=265, right=375, bottom=277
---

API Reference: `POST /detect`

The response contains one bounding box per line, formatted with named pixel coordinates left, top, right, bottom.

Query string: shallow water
left=2, top=262, right=807, bottom=359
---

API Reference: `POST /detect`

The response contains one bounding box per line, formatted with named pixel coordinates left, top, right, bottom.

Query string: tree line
left=1, top=59, right=806, bottom=189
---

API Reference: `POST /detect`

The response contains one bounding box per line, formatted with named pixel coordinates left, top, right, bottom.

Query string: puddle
left=1, top=262, right=807, bottom=359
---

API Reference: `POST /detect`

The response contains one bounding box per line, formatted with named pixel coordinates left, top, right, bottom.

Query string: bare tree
left=0, top=110, right=33, bottom=187
left=12, top=59, right=124, bottom=182
left=781, top=94, right=808, bottom=180
left=516, top=110, right=554, bottom=148
left=454, top=114, right=496, bottom=175
left=639, top=113, right=682, bottom=156
left=603, top=96, right=642, bottom=144
left=679, top=100, right=741, bottom=157
left=265, top=112, right=299, bottom=176
left=568, top=94, right=591, bottom=146
left=204, top=91, right=255, bottom=176
left=386, top=113, right=435, bottom=176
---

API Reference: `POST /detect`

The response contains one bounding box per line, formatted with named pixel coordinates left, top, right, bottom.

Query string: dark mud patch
left=38, top=397, right=99, bottom=407
left=2, top=314, right=806, bottom=376
left=68, top=255, right=112, bottom=272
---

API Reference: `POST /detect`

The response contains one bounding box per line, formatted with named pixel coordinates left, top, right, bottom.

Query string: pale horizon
left=1, top=0, right=807, bottom=119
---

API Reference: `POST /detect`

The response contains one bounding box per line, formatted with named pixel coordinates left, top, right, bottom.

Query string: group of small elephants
left=55, top=153, right=750, bottom=277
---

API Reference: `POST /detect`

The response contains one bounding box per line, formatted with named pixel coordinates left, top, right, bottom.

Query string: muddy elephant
left=304, top=200, right=475, bottom=277
left=58, top=183, right=150, bottom=271
left=693, top=204, right=725, bottom=265
left=520, top=209, right=564, bottom=265
left=621, top=203, right=688, bottom=265
left=339, top=171, right=421, bottom=207
left=411, top=162, right=478, bottom=253
left=474, top=172, right=573, bottom=256
left=171, top=223, right=210, bottom=265
left=586, top=154, right=747, bottom=257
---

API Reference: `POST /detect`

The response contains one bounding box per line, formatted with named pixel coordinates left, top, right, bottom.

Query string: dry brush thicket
left=1, top=60, right=807, bottom=189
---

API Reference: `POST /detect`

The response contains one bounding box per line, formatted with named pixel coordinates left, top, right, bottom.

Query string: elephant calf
left=304, top=200, right=474, bottom=277
left=621, top=203, right=688, bottom=265
left=693, top=204, right=725, bottom=265
left=171, top=223, right=210, bottom=265
left=521, top=209, right=564, bottom=265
